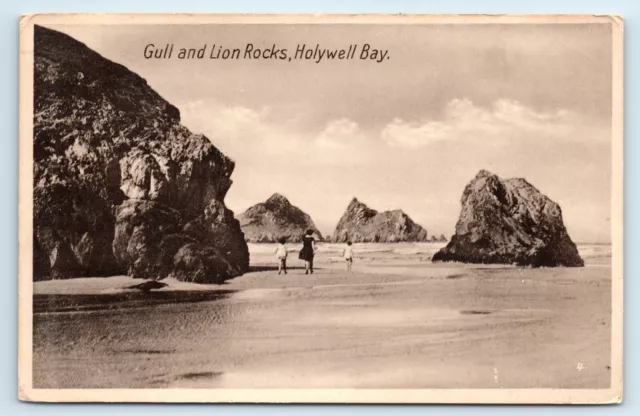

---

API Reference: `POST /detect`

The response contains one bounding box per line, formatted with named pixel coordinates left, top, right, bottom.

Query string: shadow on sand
left=248, top=264, right=323, bottom=272
left=33, top=290, right=235, bottom=314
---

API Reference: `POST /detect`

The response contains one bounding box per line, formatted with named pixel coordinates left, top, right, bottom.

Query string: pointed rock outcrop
left=237, top=194, right=323, bottom=243
left=429, top=235, right=448, bottom=243
left=331, top=198, right=428, bottom=243
left=432, top=170, right=584, bottom=267
left=32, top=26, right=248, bottom=283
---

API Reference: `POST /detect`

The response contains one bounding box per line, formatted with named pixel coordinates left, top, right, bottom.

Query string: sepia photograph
left=18, top=14, right=623, bottom=404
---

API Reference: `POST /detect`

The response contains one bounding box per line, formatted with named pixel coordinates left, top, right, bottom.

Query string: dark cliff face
left=331, top=198, right=428, bottom=243
left=33, top=25, right=249, bottom=283
left=237, top=194, right=323, bottom=243
left=432, top=170, right=584, bottom=267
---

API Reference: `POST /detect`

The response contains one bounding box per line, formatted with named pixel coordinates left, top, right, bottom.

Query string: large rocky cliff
left=432, top=170, right=584, bottom=267
left=331, top=198, right=428, bottom=243
left=237, top=194, right=323, bottom=243
left=33, top=25, right=249, bottom=283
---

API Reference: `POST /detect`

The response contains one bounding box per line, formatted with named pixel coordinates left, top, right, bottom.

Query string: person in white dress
left=343, top=241, right=354, bottom=271
left=275, top=237, right=288, bottom=275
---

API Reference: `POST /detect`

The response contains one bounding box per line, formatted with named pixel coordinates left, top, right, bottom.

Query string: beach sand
left=32, top=243, right=612, bottom=389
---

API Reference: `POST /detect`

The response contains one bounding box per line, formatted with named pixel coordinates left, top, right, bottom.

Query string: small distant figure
left=343, top=241, right=354, bottom=271
left=275, top=237, right=288, bottom=275
left=298, top=229, right=316, bottom=274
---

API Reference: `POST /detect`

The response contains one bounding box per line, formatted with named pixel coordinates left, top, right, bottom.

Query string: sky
left=50, top=23, right=613, bottom=242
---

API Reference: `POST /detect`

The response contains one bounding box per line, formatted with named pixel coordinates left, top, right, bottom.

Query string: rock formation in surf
left=331, top=198, right=428, bottom=243
left=429, top=234, right=448, bottom=243
left=432, top=170, right=584, bottom=267
left=237, top=193, right=323, bottom=243
left=32, top=25, right=249, bottom=283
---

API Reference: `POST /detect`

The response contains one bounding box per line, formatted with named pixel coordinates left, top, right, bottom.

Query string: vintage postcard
left=18, top=14, right=623, bottom=404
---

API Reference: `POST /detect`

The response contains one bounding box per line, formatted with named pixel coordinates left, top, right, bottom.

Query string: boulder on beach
left=237, top=193, right=324, bottom=243
left=127, top=280, right=168, bottom=292
left=331, top=198, right=428, bottom=243
left=32, top=26, right=248, bottom=283
left=432, top=170, right=584, bottom=267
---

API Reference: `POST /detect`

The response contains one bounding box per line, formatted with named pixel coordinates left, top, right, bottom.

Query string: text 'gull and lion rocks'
left=144, top=43, right=390, bottom=63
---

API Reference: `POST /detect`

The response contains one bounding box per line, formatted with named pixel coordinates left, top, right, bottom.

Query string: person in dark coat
left=298, top=229, right=316, bottom=274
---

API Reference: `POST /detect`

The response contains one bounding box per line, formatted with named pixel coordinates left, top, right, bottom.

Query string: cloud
left=381, top=98, right=607, bottom=148
left=316, top=119, right=367, bottom=149
left=179, top=97, right=609, bottom=169
left=180, top=97, right=608, bottom=153
left=179, top=100, right=304, bottom=158
left=381, top=118, right=452, bottom=148
left=179, top=100, right=377, bottom=165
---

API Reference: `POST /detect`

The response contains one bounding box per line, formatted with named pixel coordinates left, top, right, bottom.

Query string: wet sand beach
left=33, top=243, right=611, bottom=389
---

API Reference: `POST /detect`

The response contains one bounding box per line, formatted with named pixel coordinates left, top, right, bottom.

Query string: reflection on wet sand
left=33, top=243, right=611, bottom=389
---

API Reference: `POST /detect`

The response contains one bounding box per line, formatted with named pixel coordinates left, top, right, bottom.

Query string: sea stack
left=432, top=170, right=584, bottom=267
left=32, top=26, right=249, bottom=283
left=331, top=198, right=428, bottom=243
left=237, top=194, right=324, bottom=243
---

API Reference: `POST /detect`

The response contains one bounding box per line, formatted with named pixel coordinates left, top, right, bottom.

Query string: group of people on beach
left=274, top=229, right=354, bottom=275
